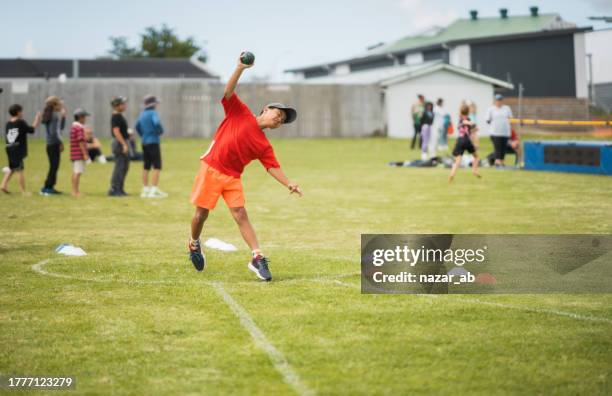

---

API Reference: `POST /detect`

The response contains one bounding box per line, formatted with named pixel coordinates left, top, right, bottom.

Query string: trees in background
left=107, top=24, right=207, bottom=62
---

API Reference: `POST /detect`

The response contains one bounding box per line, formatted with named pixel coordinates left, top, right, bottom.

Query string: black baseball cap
left=265, top=103, right=297, bottom=124
left=110, top=96, right=127, bottom=107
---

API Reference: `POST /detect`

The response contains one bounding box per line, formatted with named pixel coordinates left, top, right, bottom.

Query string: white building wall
left=449, top=45, right=471, bottom=70
left=404, top=52, right=424, bottom=66
left=385, top=70, right=495, bottom=138
left=334, top=64, right=351, bottom=75
left=585, top=29, right=612, bottom=84
left=573, top=32, right=588, bottom=98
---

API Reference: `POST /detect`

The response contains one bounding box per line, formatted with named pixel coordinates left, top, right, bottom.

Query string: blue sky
left=2, top=0, right=611, bottom=81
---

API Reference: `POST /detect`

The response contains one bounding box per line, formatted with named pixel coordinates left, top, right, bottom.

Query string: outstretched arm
left=30, top=112, right=42, bottom=131
left=267, top=167, right=302, bottom=197
left=224, top=55, right=254, bottom=100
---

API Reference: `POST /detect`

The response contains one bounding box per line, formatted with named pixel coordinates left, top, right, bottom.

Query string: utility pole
left=518, top=83, right=524, bottom=136
left=587, top=53, right=594, bottom=105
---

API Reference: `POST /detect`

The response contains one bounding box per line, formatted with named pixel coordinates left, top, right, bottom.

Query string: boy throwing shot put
left=188, top=53, right=302, bottom=281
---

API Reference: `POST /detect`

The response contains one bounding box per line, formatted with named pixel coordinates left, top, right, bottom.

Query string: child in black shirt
left=108, top=96, right=130, bottom=196
left=1, top=104, right=41, bottom=195
left=449, top=104, right=481, bottom=183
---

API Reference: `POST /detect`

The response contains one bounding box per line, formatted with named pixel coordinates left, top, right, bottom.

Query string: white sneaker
left=97, top=155, right=107, bottom=164
left=148, top=186, right=168, bottom=198
left=140, top=186, right=151, bottom=198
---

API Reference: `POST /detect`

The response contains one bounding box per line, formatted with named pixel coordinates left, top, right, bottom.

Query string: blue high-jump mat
left=524, top=140, right=612, bottom=176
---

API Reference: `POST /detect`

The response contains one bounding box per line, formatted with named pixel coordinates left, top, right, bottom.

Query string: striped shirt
left=70, top=122, right=86, bottom=160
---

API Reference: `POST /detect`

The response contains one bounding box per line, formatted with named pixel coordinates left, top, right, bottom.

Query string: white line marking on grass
left=31, top=259, right=211, bottom=286
left=212, top=282, right=315, bottom=396
left=457, top=297, right=612, bottom=324
left=32, top=259, right=612, bottom=325
left=31, top=259, right=356, bottom=287
left=333, top=280, right=360, bottom=289
left=326, top=279, right=612, bottom=324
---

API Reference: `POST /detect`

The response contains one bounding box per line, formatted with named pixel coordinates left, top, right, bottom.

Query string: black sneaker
left=108, top=189, right=125, bottom=197
left=188, top=239, right=206, bottom=271
left=49, top=188, right=63, bottom=195
left=248, top=255, right=272, bottom=281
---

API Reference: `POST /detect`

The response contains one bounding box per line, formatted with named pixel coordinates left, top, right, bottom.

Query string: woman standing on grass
left=486, top=94, right=513, bottom=167
left=40, top=96, right=66, bottom=195
left=430, top=98, right=447, bottom=156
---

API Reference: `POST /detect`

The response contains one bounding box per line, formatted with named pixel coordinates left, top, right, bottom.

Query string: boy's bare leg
left=1, top=171, right=12, bottom=192
left=472, top=154, right=481, bottom=178
left=17, top=171, right=28, bottom=194
left=71, top=173, right=82, bottom=196
left=448, top=156, right=461, bottom=183
left=152, top=169, right=160, bottom=187
left=229, top=207, right=260, bottom=252
left=142, top=170, right=149, bottom=187
left=191, top=206, right=209, bottom=241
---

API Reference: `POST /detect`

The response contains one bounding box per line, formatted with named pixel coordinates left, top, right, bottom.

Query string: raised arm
left=267, top=167, right=302, bottom=197
left=23, top=112, right=41, bottom=133
left=224, top=55, right=253, bottom=100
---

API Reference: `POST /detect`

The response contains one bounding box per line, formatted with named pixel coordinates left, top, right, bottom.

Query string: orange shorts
left=190, top=162, right=245, bottom=210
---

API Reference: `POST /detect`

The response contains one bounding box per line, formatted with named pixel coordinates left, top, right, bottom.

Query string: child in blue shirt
left=135, top=95, right=167, bottom=198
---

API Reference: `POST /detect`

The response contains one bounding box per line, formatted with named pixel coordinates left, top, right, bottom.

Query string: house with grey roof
left=0, top=57, right=218, bottom=80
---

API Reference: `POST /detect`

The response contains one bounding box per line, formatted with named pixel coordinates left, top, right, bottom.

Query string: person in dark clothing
left=1, top=104, right=41, bottom=195
left=419, top=102, right=434, bottom=160
left=410, top=94, right=425, bottom=150
left=108, top=96, right=130, bottom=197
left=84, top=125, right=106, bottom=163
left=40, top=96, right=66, bottom=195
left=449, top=104, right=481, bottom=182
left=487, top=128, right=521, bottom=166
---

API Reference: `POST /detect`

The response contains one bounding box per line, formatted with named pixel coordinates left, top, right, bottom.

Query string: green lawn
left=1, top=137, right=611, bottom=395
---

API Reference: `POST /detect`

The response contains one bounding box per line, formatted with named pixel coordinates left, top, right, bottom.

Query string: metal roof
left=372, top=14, right=567, bottom=55
left=300, top=62, right=440, bottom=84
left=0, top=58, right=218, bottom=79
left=299, top=61, right=514, bottom=89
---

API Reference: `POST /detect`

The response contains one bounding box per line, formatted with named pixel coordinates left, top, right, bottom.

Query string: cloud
left=398, top=0, right=458, bottom=33
left=24, top=40, right=37, bottom=58
left=585, top=0, right=612, bottom=12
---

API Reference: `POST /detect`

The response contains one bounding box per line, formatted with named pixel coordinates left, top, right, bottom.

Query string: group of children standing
left=2, top=95, right=167, bottom=198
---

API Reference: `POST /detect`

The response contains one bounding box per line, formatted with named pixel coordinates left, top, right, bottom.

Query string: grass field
left=1, top=136, right=611, bottom=395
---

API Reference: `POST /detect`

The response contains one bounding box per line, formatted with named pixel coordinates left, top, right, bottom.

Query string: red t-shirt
left=201, top=93, right=280, bottom=178
left=70, top=122, right=86, bottom=161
